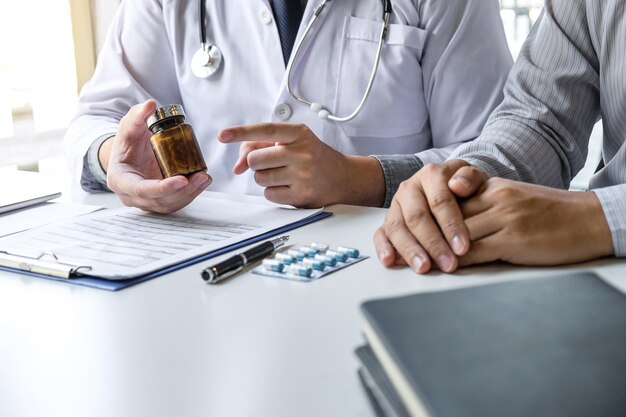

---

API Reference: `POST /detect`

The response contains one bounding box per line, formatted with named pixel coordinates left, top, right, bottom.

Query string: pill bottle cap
left=147, top=104, right=186, bottom=130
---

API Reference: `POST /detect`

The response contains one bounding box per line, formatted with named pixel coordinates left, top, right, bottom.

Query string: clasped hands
left=374, top=160, right=614, bottom=272
left=103, top=100, right=384, bottom=213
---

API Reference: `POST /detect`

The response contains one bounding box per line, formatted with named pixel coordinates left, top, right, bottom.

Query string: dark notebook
left=356, top=344, right=410, bottom=417
left=360, top=272, right=626, bottom=417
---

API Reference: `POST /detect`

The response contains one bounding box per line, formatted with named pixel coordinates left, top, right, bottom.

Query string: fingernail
left=173, top=181, right=186, bottom=191
left=378, top=250, right=390, bottom=261
left=219, top=131, right=234, bottom=142
left=451, top=176, right=471, bottom=188
left=411, top=255, right=426, bottom=273
left=192, top=175, right=208, bottom=187
left=451, top=235, right=465, bottom=255
left=143, top=100, right=155, bottom=113
left=437, top=253, right=455, bottom=273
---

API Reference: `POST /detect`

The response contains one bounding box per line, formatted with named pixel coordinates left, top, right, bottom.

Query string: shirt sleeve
left=450, top=0, right=600, bottom=187
left=373, top=154, right=424, bottom=208
left=449, top=1, right=626, bottom=256
left=63, top=0, right=182, bottom=189
left=593, top=186, right=626, bottom=257
left=80, top=134, right=114, bottom=192
left=373, top=0, right=512, bottom=206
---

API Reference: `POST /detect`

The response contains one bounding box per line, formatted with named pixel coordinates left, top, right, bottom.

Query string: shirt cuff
left=80, top=134, right=114, bottom=192
left=373, top=154, right=424, bottom=208
left=454, top=156, right=509, bottom=180
left=592, top=185, right=626, bottom=257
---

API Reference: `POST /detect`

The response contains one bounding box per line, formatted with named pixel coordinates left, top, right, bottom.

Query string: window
left=500, top=0, right=544, bottom=58
left=0, top=0, right=86, bottom=169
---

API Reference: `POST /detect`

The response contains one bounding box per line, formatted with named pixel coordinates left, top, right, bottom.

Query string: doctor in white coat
left=64, top=0, right=511, bottom=213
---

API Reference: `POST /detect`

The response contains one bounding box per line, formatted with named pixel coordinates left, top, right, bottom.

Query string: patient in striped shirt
left=374, top=0, right=626, bottom=274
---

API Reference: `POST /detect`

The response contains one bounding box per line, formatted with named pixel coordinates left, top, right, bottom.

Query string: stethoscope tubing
left=193, top=0, right=392, bottom=122
left=286, top=0, right=392, bottom=122
left=199, top=0, right=207, bottom=46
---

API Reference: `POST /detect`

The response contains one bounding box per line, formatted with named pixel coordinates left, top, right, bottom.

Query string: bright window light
left=0, top=0, right=78, bottom=139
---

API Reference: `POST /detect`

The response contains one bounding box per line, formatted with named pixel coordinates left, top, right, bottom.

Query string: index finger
left=421, top=164, right=469, bottom=256
left=218, top=123, right=306, bottom=145
left=377, top=199, right=432, bottom=273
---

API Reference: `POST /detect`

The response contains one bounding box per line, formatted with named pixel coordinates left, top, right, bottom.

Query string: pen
left=201, top=235, right=290, bottom=284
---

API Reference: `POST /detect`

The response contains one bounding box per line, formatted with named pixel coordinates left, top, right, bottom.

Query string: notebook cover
left=356, top=344, right=411, bottom=417
left=358, top=368, right=388, bottom=417
left=0, top=211, right=332, bottom=291
left=360, top=272, right=626, bottom=417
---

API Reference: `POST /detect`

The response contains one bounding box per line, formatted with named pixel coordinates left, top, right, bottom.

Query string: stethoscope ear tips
left=310, top=102, right=323, bottom=112
left=309, top=103, right=329, bottom=120
left=318, top=110, right=330, bottom=120
left=191, top=44, right=223, bottom=79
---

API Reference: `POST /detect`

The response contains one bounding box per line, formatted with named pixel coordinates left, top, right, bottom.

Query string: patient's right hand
left=101, top=100, right=212, bottom=214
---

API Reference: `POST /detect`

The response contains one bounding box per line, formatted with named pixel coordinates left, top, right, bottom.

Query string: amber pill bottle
left=147, top=104, right=207, bottom=178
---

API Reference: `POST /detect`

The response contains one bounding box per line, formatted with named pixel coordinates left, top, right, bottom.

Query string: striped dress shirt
left=451, top=0, right=626, bottom=256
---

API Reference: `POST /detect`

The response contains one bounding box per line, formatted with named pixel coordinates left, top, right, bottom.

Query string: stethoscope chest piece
left=191, top=44, right=222, bottom=79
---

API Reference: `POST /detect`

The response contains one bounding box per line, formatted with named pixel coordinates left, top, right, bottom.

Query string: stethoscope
left=190, top=0, right=223, bottom=78
left=191, top=0, right=393, bottom=122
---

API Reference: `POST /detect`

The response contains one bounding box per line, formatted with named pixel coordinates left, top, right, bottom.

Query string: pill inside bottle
left=147, top=104, right=207, bottom=178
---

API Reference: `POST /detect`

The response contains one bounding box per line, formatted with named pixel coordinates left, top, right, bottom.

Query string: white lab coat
left=64, top=0, right=512, bottom=196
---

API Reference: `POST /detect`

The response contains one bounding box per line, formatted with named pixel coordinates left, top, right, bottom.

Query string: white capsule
left=315, top=254, right=337, bottom=267
left=298, top=246, right=319, bottom=257
left=275, top=253, right=296, bottom=265
left=287, top=249, right=307, bottom=261
left=310, top=242, right=330, bottom=252
left=327, top=250, right=348, bottom=262
left=302, top=258, right=325, bottom=271
left=289, top=264, right=313, bottom=277
left=262, top=259, right=284, bottom=272
left=337, top=246, right=359, bottom=258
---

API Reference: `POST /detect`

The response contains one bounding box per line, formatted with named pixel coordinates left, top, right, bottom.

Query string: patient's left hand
left=459, top=178, right=614, bottom=267
left=218, top=123, right=384, bottom=208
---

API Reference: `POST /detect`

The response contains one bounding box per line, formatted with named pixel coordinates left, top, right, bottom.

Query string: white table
left=1, top=190, right=625, bottom=417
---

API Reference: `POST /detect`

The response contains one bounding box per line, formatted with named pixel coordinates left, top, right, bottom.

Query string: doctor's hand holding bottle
left=98, top=100, right=212, bottom=214
left=218, top=123, right=386, bottom=208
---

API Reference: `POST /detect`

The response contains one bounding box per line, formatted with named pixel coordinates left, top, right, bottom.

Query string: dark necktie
left=272, top=0, right=305, bottom=66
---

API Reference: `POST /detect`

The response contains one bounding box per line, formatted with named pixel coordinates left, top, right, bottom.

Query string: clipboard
left=0, top=211, right=332, bottom=291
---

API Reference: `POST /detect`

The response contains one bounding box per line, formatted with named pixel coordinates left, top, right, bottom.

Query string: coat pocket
left=334, top=16, right=429, bottom=139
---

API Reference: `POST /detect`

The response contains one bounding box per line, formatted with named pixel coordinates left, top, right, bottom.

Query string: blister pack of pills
left=251, top=243, right=368, bottom=282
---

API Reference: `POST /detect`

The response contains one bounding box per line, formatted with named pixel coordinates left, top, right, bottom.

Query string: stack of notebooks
left=356, top=272, right=626, bottom=417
